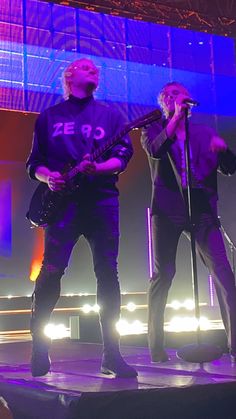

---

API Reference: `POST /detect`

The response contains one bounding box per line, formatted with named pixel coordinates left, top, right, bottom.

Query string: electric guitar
left=26, top=109, right=162, bottom=227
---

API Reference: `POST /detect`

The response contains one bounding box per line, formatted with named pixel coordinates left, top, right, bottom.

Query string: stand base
left=176, top=343, right=223, bottom=363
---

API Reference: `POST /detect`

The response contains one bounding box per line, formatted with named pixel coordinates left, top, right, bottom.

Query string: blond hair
left=62, top=58, right=98, bottom=100
left=158, top=81, right=190, bottom=118
left=62, top=62, right=75, bottom=100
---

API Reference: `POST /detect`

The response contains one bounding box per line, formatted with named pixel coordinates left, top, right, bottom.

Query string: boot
left=100, top=311, right=138, bottom=378
left=30, top=300, right=51, bottom=377
left=29, top=273, right=60, bottom=377
left=151, top=348, right=170, bottom=363
left=31, top=335, right=51, bottom=377
left=101, top=347, right=137, bottom=378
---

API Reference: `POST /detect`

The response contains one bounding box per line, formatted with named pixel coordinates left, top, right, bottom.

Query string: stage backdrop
left=0, top=0, right=236, bottom=305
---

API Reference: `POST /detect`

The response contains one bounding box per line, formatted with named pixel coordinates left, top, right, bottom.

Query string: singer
left=141, top=81, right=236, bottom=363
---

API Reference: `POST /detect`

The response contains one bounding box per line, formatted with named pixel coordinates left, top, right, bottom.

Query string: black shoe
left=101, top=350, right=138, bottom=378
left=31, top=338, right=51, bottom=377
left=151, top=349, right=170, bottom=363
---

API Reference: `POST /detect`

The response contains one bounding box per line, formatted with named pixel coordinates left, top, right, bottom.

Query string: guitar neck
left=66, top=125, right=131, bottom=181
left=90, top=126, right=130, bottom=162
left=64, top=109, right=161, bottom=182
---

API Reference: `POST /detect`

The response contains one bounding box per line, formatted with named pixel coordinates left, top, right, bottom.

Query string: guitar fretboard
left=64, top=109, right=161, bottom=182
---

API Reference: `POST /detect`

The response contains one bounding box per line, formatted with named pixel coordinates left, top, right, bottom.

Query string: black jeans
left=148, top=208, right=236, bottom=358
left=31, top=200, right=121, bottom=350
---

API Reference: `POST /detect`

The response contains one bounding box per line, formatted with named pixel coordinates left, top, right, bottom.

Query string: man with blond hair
left=27, top=57, right=137, bottom=378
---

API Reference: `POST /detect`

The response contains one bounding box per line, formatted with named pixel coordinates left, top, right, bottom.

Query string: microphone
left=184, top=98, right=200, bottom=106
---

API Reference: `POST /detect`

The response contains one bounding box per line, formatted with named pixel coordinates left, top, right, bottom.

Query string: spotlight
left=44, top=323, right=69, bottom=339
left=170, top=300, right=181, bottom=310
left=166, top=316, right=211, bottom=332
left=82, top=304, right=92, bottom=314
left=93, top=304, right=100, bottom=313
left=132, top=320, right=145, bottom=334
left=183, top=299, right=195, bottom=310
left=116, top=319, right=146, bottom=336
left=126, top=302, right=137, bottom=312
left=81, top=304, right=100, bottom=314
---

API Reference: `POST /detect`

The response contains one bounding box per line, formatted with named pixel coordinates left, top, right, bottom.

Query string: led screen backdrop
left=0, top=0, right=236, bottom=300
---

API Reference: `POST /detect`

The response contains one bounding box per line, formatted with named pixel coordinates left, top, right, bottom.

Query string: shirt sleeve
left=104, top=107, right=133, bottom=172
left=218, top=148, right=236, bottom=175
left=26, top=112, right=48, bottom=179
left=141, top=119, right=173, bottom=159
left=202, top=125, right=236, bottom=175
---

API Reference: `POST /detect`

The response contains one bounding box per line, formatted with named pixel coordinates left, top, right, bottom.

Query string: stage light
left=116, top=319, right=146, bottom=336
left=147, top=207, right=153, bottom=278
left=82, top=304, right=92, bottom=313
left=199, top=317, right=211, bottom=330
left=126, top=302, right=137, bottom=312
left=44, top=323, right=69, bottom=339
left=82, top=304, right=100, bottom=314
left=168, top=299, right=195, bottom=310
left=208, top=274, right=215, bottom=307
left=170, top=300, right=181, bottom=310
left=183, top=299, right=195, bottom=310
left=93, top=304, right=100, bottom=313
left=7, top=295, right=12, bottom=299
left=166, top=316, right=211, bottom=332
left=30, top=260, right=41, bottom=282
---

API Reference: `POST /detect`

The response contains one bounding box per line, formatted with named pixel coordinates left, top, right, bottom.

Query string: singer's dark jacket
left=141, top=118, right=236, bottom=221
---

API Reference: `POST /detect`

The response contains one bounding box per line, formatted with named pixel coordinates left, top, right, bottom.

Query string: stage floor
left=0, top=339, right=236, bottom=418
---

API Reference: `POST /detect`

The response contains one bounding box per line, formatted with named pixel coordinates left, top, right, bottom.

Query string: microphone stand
left=176, top=108, right=223, bottom=363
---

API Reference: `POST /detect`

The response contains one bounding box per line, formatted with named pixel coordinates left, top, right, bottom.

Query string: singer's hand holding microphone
left=174, top=93, right=199, bottom=118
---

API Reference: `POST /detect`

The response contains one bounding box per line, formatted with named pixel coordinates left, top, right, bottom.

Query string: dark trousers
left=148, top=209, right=236, bottom=358
left=31, top=200, right=121, bottom=351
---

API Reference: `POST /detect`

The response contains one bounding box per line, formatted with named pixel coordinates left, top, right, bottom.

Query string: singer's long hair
left=158, top=81, right=191, bottom=118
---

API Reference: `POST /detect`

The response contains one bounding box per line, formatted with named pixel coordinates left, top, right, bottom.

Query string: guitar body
left=26, top=183, right=66, bottom=227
